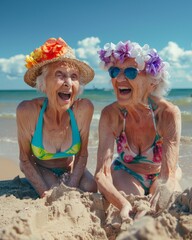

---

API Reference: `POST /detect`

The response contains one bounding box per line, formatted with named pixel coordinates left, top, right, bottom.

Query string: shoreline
left=1, top=138, right=192, bottom=188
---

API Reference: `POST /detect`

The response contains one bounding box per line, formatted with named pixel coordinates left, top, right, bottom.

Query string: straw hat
left=24, top=37, right=94, bottom=87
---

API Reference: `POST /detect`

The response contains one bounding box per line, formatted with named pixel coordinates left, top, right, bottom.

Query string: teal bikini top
left=31, top=98, right=81, bottom=160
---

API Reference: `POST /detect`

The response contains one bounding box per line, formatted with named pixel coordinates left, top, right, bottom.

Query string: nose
left=63, top=76, right=72, bottom=87
left=116, top=71, right=127, bottom=82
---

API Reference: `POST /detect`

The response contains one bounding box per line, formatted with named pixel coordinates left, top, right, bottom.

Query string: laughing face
left=111, top=58, right=152, bottom=106
left=44, top=61, right=80, bottom=110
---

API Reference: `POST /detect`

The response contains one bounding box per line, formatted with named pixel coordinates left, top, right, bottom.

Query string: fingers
left=120, top=203, right=132, bottom=221
left=134, top=209, right=148, bottom=220
left=150, top=191, right=160, bottom=211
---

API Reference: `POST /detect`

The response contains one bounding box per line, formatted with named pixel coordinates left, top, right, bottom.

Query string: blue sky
left=0, top=0, right=192, bottom=90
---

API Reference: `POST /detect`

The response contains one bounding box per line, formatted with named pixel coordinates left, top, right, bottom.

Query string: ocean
left=0, top=89, right=192, bottom=185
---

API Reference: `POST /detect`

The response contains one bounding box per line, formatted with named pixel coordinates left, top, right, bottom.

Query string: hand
left=120, top=203, right=132, bottom=221
left=40, top=189, right=52, bottom=198
left=150, top=178, right=175, bottom=211
left=59, top=172, right=71, bottom=185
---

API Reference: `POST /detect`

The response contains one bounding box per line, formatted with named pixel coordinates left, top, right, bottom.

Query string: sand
left=0, top=178, right=192, bottom=240
left=0, top=137, right=192, bottom=240
left=0, top=157, right=24, bottom=180
left=0, top=159, right=192, bottom=240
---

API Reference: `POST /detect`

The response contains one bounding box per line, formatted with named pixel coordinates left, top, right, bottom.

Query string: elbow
left=94, top=171, right=101, bottom=184
left=94, top=172, right=104, bottom=193
left=19, top=161, right=25, bottom=173
left=19, top=160, right=30, bottom=175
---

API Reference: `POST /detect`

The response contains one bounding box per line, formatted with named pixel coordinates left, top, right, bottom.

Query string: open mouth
left=119, top=87, right=132, bottom=95
left=58, top=92, right=71, bottom=101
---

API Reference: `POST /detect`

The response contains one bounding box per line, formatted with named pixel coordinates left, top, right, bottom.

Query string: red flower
left=41, top=38, right=68, bottom=61
left=153, top=140, right=163, bottom=163
left=124, top=155, right=134, bottom=163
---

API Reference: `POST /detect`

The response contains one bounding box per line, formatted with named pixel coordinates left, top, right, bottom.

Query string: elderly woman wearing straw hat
left=95, top=40, right=182, bottom=220
left=16, top=37, right=97, bottom=197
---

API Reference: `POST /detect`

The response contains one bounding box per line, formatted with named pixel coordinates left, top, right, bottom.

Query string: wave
left=93, top=113, right=100, bottom=120
left=0, top=137, right=17, bottom=143
left=180, top=136, right=192, bottom=144
left=170, top=97, right=192, bottom=106
left=181, top=111, right=192, bottom=121
left=0, top=113, right=16, bottom=119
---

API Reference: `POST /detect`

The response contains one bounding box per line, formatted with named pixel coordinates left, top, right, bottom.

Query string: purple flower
left=114, top=41, right=132, bottom=63
left=97, top=49, right=111, bottom=65
left=145, top=50, right=164, bottom=76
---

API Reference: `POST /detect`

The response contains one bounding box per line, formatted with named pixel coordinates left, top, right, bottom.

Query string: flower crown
left=25, top=38, right=69, bottom=69
left=98, top=41, right=170, bottom=82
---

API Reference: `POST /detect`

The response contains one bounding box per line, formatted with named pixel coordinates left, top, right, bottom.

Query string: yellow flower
left=32, top=47, right=43, bottom=61
left=25, top=55, right=37, bottom=69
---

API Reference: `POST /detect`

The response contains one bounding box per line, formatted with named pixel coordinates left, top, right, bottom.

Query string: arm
left=150, top=104, right=181, bottom=210
left=67, top=99, right=94, bottom=187
left=95, top=107, right=132, bottom=217
left=16, top=101, right=49, bottom=197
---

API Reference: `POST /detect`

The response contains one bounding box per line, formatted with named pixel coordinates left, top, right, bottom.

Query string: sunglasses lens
left=108, top=67, right=120, bottom=78
left=124, top=68, right=138, bottom=80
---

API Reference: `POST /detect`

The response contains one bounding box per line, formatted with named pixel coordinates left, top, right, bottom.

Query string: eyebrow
left=54, top=70, right=63, bottom=75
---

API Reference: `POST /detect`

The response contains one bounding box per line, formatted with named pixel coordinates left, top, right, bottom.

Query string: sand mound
left=0, top=177, right=192, bottom=240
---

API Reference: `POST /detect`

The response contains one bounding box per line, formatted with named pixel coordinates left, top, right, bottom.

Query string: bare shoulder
left=100, top=102, right=121, bottom=133
left=154, top=98, right=181, bottom=138
left=73, top=98, right=94, bottom=131
left=16, top=97, right=45, bottom=126
left=101, top=102, right=119, bottom=118
left=17, top=97, right=44, bottom=114
left=74, top=98, right=94, bottom=115
left=157, top=98, right=181, bottom=120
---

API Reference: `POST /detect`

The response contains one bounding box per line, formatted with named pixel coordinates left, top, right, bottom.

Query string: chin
left=116, top=93, right=132, bottom=106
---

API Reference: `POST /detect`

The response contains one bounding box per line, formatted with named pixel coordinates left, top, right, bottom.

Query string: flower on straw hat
left=24, top=37, right=94, bottom=87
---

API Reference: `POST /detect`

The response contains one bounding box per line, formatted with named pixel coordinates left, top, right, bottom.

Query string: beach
left=0, top=89, right=192, bottom=239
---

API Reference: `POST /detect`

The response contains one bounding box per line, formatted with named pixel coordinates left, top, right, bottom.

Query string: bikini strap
left=31, top=98, right=48, bottom=148
left=149, top=103, right=158, bottom=134
left=120, top=108, right=128, bottom=132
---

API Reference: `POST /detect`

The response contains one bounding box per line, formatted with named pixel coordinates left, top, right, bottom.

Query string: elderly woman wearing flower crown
left=95, top=41, right=182, bottom=220
left=16, top=37, right=97, bottom=197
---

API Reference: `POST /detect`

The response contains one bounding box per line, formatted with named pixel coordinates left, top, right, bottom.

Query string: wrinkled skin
left=17, top=62, right=97, bottom=197
left=95, top=58, right=182, bottom=220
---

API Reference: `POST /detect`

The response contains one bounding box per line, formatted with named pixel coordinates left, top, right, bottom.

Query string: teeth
left=59, top=91, right=71, bottom=94
left=118, top=86, right=130, bottom=90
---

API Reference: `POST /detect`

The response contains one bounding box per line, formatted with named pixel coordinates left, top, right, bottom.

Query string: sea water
left=0, top=89, right=191, bottom=164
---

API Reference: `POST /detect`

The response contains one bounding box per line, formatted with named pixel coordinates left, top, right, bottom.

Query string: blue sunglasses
left=108, top=67, right=139, bottom=80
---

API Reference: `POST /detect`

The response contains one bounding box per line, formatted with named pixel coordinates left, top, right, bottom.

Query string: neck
left=118, top=97, right=151, bottom=122
left=46, top=103, right=70, bottom=126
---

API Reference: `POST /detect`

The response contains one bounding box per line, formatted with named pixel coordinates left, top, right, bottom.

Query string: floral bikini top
left=116, top=102, right=163, bottom=165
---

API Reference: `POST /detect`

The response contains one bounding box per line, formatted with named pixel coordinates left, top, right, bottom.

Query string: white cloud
left=0, top=55, right=25, bottom=80
left=75, top=37, right=101, bottom=66
left=159, top=41, right=192, bottom=87
left=1, top=39, right=192, bottom=89
left=160, top=41, right=192, bottom=67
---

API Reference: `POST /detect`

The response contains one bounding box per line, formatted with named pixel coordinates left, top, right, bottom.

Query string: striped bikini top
left=31, top=98, right=81, bottom=160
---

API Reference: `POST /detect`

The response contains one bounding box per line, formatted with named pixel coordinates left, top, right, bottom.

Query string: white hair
left=151, top=77, right=171, bottom=98
left=149, top=65, right=171, bottom=98
left=35, top=66, right=48, bottom=92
